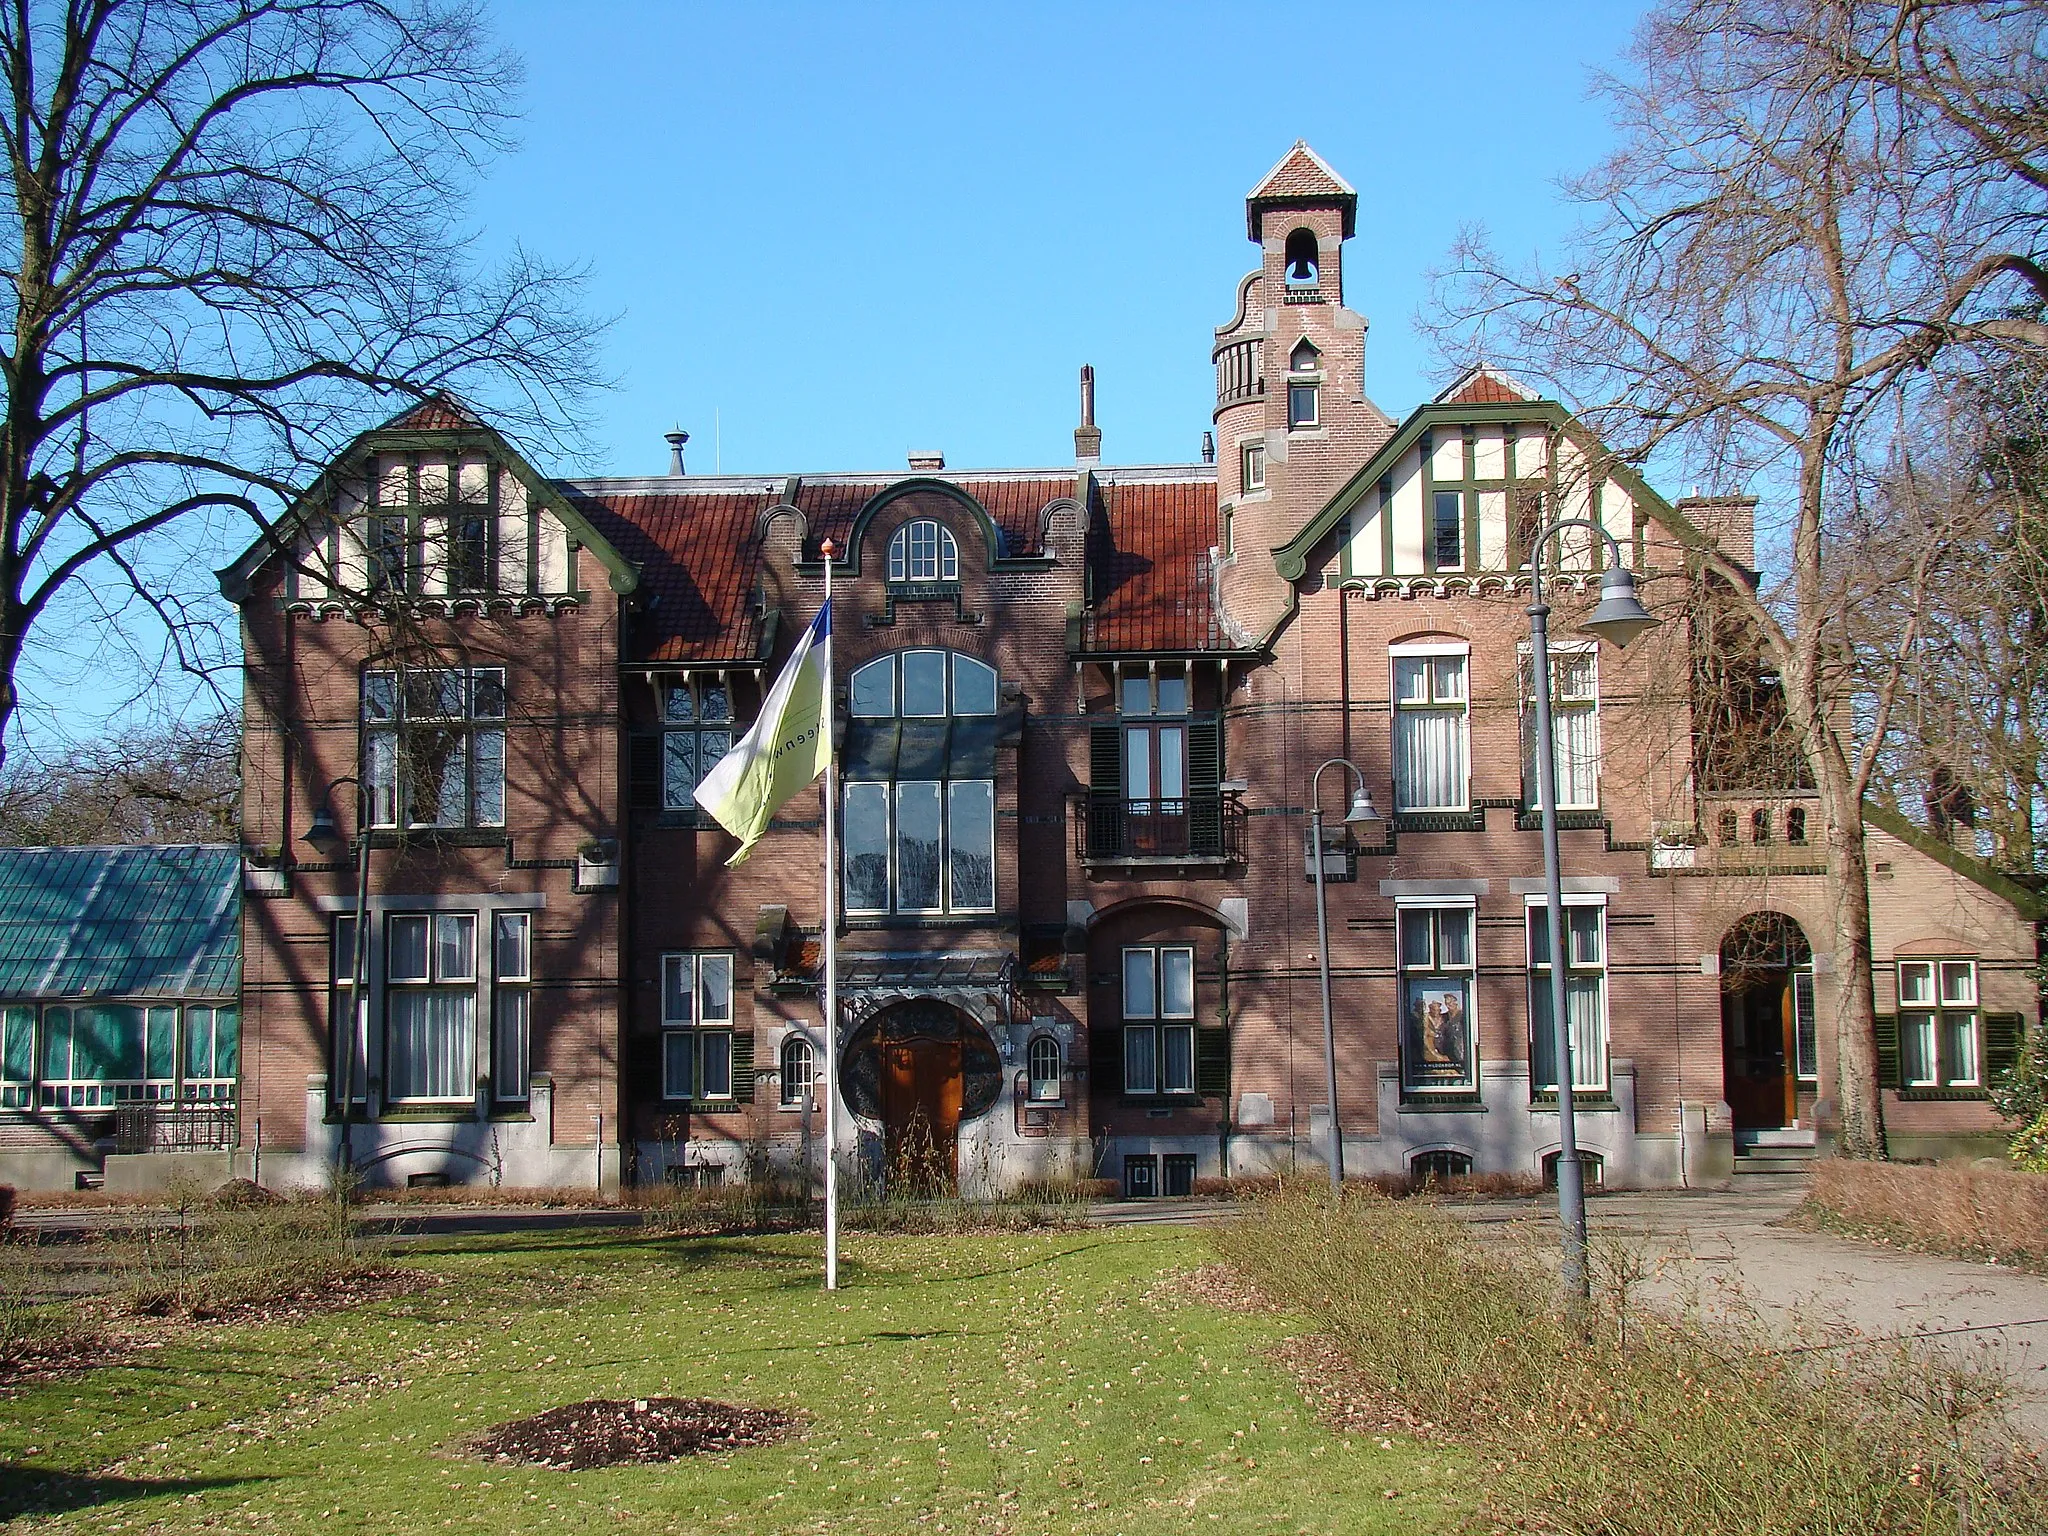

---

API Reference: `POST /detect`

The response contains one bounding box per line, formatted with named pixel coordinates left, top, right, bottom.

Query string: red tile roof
left=383, top=393, right=485, bottom=433
left=1085, top=475, right=1222, bottom=652
left=568, top=488, right=773, bottom=663
left=1437, top=366, right=1540, bottom=406
left=1248, top=141, right=1356, bottom=202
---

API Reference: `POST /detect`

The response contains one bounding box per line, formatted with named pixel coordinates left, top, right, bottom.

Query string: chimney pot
left=1075, top=364, right=1103, bottom=464
left=907, top=450, right=946, bottom=472
left=1201, top=431, right=1216, bottom=464
left=665, top=429, right=689, bottom=476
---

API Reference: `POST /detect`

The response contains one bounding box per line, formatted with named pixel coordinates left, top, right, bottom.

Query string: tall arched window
left=780, top=1034, right=816, bottom=1107
left=887, top=519, right=959, bottom=583
left=843, top=650, right=998, bottom=915
left=1027, top=1035, right=1062, bottom=1102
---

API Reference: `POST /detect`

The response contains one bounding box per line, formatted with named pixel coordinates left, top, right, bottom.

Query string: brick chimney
left=1075, top=365, right=1102, bottom=464
left=907, top=450, right=946, bottom=472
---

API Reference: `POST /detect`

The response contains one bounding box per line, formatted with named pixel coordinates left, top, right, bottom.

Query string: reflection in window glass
left=901, top=651, right=947, bottom=716
left=1123, top=950, right=1156, bottom=1019
left=895, top=781, right=943, bottom=910
left=850, top=658, right=894, bottom=717
left=951, top=656, right=998, bottom=716
left=948, top=781, right=995, bottom=910
left=1161, top=948, right=1195, bottom=1017
left=843, top=783, right=891, bottom=912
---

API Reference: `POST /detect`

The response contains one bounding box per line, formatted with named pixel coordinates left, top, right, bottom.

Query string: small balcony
left=113, top=1101, right=239, bottom=1154
left=1071, top=793, right=1247, bottom=868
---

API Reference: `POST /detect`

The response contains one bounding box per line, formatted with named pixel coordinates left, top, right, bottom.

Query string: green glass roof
left=0, top=845, right=239, bottom=1000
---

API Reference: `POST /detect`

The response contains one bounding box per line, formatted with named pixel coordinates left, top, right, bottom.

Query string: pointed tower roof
left=1246, top=141, right=1357, bottom=239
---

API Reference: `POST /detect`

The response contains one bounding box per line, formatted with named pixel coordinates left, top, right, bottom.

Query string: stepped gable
left=1085, top=471, right=1222, bottom=653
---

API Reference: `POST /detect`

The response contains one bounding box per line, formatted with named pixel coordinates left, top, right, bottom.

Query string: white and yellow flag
left=695, top=602, right=832, bottom=866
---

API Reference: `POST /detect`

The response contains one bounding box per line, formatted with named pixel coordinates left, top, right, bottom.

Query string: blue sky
left=476, top=0, right=1647, bottom=477
left=32, top=0, right=1652, bottom=742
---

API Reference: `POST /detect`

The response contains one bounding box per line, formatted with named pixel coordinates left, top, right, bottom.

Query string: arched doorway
left=1719, top=913, right=1815, bottom=1133
left=841, top=1001, right=1002, bottom=1194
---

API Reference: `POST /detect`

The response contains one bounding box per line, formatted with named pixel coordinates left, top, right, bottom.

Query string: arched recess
left=834, top=479, right=1013, bottom=574
left=839, top=999, right=1002, bottom=1195
left=1718, top=912, right=1815, bottom=1135
left=1084, top=897, right=1233, bottom=1112
left=1283, top=227, right=1320, bottom=286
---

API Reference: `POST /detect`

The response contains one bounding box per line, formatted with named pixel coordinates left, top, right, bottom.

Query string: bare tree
left=0, top=0, right=604, bottom=751
left=0, top=708, right=238, bottom=842
left=1431, top=0, right=2046, bottom=1157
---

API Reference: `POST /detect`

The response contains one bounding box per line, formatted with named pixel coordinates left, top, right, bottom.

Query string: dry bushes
left=1214, top=1181, right=2047, bottom=1535
left=1801, top=1159, right=2048, bottom=1272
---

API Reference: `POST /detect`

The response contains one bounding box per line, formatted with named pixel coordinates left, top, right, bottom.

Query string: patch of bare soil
left=126, top=1265, right=433, bottom=1325
left=1264, top=1333, right=1449, bottom=1442
left=1160, top=1261, right=1274, bottom=1314
left=468, top=1397, right=800, bottom=1469
left=0, top=1327, right=121, bottom=1389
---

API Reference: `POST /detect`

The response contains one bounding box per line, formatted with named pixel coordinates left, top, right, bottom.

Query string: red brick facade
left=224, top=144, right=2039, bottom=1193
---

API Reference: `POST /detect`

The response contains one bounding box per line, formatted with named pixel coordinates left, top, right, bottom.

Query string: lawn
left=0, top=1224, right=1471, bottom=1534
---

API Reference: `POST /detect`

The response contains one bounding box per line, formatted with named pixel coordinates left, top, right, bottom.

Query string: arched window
left=1283, top=227, right=1319, bottom=287
left=843, top=650, right=999, bottom=915
left=887, top=519, right=959, bottom=583
left=780, top=1034, right=816, bottom=1107
left=1410, top=1149, right=1473, bottom=1183
left=1289, top=338, right=1321, bottom=373
left=1027, top=1035, right=1062, bottom=1102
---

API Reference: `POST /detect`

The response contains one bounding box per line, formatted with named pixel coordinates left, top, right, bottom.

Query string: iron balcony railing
left=113, top=1101, right=239, bottom=1155
left=1073, top=793, right=1247, bottom=864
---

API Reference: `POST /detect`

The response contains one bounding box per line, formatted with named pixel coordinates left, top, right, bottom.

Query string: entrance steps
left=1732, top=1127, right=1818, bottom=1188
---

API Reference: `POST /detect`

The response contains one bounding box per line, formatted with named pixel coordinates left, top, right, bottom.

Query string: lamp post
left=1526, top=519, right=1659, bottom=1298
left=1310, top=757, right=1380, bottom=1196
left=303, top=775, right=373, bottom=1183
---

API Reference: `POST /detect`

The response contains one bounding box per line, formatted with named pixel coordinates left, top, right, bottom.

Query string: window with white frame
left=0, top=1005, right=32, bottom=1108
left=844, top=651, right=998, bottom=915
left=1123, top=946, right=1195, bottom=1095
left=1288, top=381, right=1319, bottom=429
left=1398, top=905, right=1477, bottom=1094
left=887, top=519, right=959, bottom=583
left=21, top=1002, right=239, bottom=1109
left=1392, top=648, right=1470, bottom=812
left=1121, top=666, right=1190, bottom=828
left=1028, top=1034, right=1063, bottom=1102
left=662, top=952, right=735, bottom=1100
left=1241, top=440, right=1266, bottom=493
left=1519, top=644, right=1600, bottom=810
left=363, top=668, right=507, bottom=829
left=662, top=677, right=733, bottom=811
left=386, top=912, right=477, bottom=1103
left=330, top=914, right=367, bottom=1106
left=1528, top=899, right=1609, bottom=1094
left=779, top=1033, right=815, bottom=1107
left=1898, top=959, right=1979, bottom=1088
left=492, top=913, right=531, bottom=1103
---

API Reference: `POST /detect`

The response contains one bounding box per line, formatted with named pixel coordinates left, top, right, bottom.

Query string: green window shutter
left=1187, top=718, right=1222, bottom=856
left=1088, top=723, right=1122, bottom=857
left=731, top=1029, right=756, bottom=1104
left=1873, top=1013, right=1900, bottom=1090
left=1088, top=1022, right=1123, bottom=1093
left=629, top=730, right=662, bottom=811
left=1984, top=1012, right=2024, bottom=1084
left=1195, top=1027, right=1230, bottom=1098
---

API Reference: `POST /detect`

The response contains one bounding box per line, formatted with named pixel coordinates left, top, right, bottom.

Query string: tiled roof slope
left=384, top=393, right=485, bottom=433
left=567, top=487, right=774, bottom=664
left=1437, top=367, right=1540, bottom=407
left=0, top=845, right=240, bottom=999
left=1085, top=473, right=1223, bottom=652
left=1249, top=140, right=1357, bottom=201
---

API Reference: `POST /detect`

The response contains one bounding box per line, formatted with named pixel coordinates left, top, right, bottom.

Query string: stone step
left=1742, top=1127, right=1818, bottom=1149
left=1732, top=1156, right=1814, bottom=1183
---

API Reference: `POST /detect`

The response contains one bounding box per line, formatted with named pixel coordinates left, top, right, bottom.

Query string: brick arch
left=842, top=478, right=1008, bottom=573
left=1387, top=628, right=1471, bottom=647
left=1085, top=894, right=1233, bottom=934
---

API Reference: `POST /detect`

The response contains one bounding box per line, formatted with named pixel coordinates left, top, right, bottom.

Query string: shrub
left=1214, top=1180, right=2047, bottom=1535
left=1801, top=1158, right=2048, bottom=1271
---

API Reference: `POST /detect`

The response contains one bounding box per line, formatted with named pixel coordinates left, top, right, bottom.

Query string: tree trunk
left=1821, top=756, right=1888, bottom=1159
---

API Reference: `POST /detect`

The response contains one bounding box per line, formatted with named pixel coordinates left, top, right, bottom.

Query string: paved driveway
left=1456, top=1189, right=2048, bottom=1442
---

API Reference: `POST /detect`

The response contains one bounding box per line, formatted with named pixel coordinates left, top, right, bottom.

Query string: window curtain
left=1530, top=976, right=1606, bottom=1091
left=387, top=989, right=474, bottom=1100
left=1395, top=708, right=1467, bottom=810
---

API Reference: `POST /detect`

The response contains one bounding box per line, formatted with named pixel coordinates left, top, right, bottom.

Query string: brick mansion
left=3, top=143, right=2035, bottom=1195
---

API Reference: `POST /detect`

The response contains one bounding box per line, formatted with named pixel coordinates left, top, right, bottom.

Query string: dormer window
left=1284, top=227, right=1319, bottom=287
left=1289, top=339, right=1321, bottom=374
left=887, top=519, right=959, bottom=583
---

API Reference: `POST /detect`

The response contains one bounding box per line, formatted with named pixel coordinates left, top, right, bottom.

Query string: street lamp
left=1310, top=757, right=1380, bottom=1196
left=303, top=775, right=372, bottom=1183
left=1526, top=520, right=1658, bottom=1298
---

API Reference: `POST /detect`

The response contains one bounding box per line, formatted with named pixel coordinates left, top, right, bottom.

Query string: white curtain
left=1531, top=975, right=1606, bottom=1091
left=388, top=989, right=474, bottom=1101
left=1395, top=708, right=1468, bottom=810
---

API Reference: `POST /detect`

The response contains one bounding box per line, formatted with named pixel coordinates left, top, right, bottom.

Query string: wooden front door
left=880, top=1032, right=963, bottom=1194
left=1722, top=971, right=1792, bottom=1132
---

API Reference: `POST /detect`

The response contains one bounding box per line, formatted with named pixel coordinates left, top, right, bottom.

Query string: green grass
left=0, top=1226, right=1471, bottom=1534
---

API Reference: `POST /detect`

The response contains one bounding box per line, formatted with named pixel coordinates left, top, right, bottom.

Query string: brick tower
left=1213, top=141, right=1392, bottom=644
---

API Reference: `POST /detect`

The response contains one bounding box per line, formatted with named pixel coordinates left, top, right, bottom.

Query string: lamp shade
left=1580, top=567, right=1659, bottom=648
left=1345, top=785, right=1381, bottom=824
left=302, top=805, right=343, bottom=854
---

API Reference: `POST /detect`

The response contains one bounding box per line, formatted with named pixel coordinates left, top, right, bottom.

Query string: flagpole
left=820, top=539, right=840, bottom=1291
